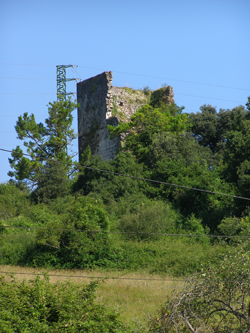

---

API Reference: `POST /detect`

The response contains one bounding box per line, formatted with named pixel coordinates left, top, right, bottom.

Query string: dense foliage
left=0, top=182, right=228, bottom=275
left=2, top=93, right=250, bottom=270
left=0, top=275, right=128, bottom=332
left=1, top=93, right=250, bottom=331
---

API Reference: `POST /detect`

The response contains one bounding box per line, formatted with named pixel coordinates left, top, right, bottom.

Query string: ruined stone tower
left=77, top=72, right=174, bottom=161
left=77, top=71, right=118, bottom=161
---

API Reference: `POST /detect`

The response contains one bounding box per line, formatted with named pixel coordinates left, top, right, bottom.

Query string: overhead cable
left=0, top=93, right=55, bottom=96
left=0, top=91, right=244, bottom=104
left=73, top=164, right=250, bottom=201
left=0, top=147, right=249, bottom=201
left=0, top=63, right=248, bottom=91
left=1, top=225, right=249, bottom=238
left=0, top=271, right=184, bottom=282
left=0, top=77, right=54, bottom=80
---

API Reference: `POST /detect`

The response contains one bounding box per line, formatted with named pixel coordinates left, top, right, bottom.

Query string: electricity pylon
left=56, top=65, right=78, bottom=101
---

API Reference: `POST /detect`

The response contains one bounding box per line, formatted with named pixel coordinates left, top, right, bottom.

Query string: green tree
left=108, top=103, right=188, bottom=163
left=246, top=96, right=250, bottom=112
left=8, top=98, right=78, bottom=198
left=189, top=104, right=219, bottom=152
left=32, top=159, right=70, bottom=203
left=189, top=102, right=250, bottom=217
left=73, top=152, right=146, bottom=203
left=145, top=131, right=234, bottom=231
left=221, top=123, right=250, bottom=184
left=189, top=104, right=249, bottom=155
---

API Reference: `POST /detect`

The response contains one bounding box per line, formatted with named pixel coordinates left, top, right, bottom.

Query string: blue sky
left=0, top=0, right=249, bottom=184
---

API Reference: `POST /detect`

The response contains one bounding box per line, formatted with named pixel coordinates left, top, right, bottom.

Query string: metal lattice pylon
left=56, top=65, right=77, bottom=101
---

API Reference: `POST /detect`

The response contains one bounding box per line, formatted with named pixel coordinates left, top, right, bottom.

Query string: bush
left=0, top=275, right=128, bottom=332
left=118, top=199, right=178, bottom=241
left=150, top=247, right=250, bottom=332
left=176, top=214, right=209, bottom=243
left=0, top=232, right=36, bottom=265
left=218, top=214, right=250, bottom=242
left=26, top=196, right=112, bottom=268
left=0, top=182, right=30, bottom=220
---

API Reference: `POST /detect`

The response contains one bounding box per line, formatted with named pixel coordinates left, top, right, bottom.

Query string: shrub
left=218, top=214, right=250, bottom=242
left=0, top=275, right=128, bottom=332
left=0, top=232, right=35, bottom=265
left=118, top=200, right=177, bottom=241
left=0, top=182, right=30, bottom=220
left=150, top=247, right=250, bottom=332
left=29, top=196, right=112, bottom=268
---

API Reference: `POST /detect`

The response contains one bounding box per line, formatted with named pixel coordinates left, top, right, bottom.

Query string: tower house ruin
left=77, top=71, right=174, bottom=161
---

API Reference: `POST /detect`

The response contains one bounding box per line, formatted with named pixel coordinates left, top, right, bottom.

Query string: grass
left=0, top=265, right=183, bottom=328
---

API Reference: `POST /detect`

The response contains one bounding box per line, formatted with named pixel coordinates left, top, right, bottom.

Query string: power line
left=0, top=147, right=249, bottom=202
left=0, top=76, right=247, bottom=103
left=0, top=114, right=45, bottom=117
left=0, top=271, right=184, bottom=282
left=175, top=93, right=243, bottom=104
left=0, top=91, right=244, bottom=104
left=0, top=93, right=55, bottom=96
left=0, top=63, right=249, bottom=91
left=0, top=63, right=55, bottom=67
left=1, top=225, right=249, bottom=238
left=0, top=107, right=243, bottom=118
left=73, top=164, right=250, bottom=201
left=71, top=66, right=82, bottom=81
left=0, top=80, right=246, bottom=103
left=0, top=131, right=19, bottom=133
left=108, top=69, right=250, bottom=91
left=0, top=77, right=54, bottom=80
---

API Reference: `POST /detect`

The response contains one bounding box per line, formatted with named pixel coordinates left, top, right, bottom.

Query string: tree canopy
left=8, top=98, right=78, bottom=200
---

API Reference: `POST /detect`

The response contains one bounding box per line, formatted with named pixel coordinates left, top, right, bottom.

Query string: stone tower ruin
left=77, top=71, right=174, bottom=161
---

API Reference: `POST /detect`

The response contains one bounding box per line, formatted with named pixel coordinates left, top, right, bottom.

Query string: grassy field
left=0, top=265, right=183, bottom=328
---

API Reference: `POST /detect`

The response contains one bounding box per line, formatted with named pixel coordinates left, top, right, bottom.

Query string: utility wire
left=0, top=63, right=249, bottom=91
left=99, top=67, right=250, bottom=92
left=0, top=114, right=46, bottom=117
left=0, top=77, right=54, bottom=80
left=73, top=164, right=250, bottom=201
left=0, top=131, right=20, bottom=133
left=0, top=91, right=244, bottom=103
left=71, top=66, right=82, bottom=81
left=0, top=93, right=55, bottom=96
left=0, top=108, right=235, bottom=117
left=0, top=63, right=55, bottom=67
left=0, top=78, right=246, bottom=103
left=0, top=147, right=249, bottom=201
left=0, top=225, right=249, bottom=238
left=0, top=76, right=247, bottom=103
left=175, top=93, right=243, bottom=103
left=0, top=271, right=184, bottom=282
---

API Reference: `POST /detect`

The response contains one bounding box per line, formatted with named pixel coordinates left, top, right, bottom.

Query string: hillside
left=1, top=93, right=250, bottom=331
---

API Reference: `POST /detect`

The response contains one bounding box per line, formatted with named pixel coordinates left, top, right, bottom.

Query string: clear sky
left=0, top=0, right=249, bottom=184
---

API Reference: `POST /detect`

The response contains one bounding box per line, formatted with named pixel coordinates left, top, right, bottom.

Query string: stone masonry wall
left=77, top=71, right=120, bottom=161
left=77, top=71, right=174, bottom=161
